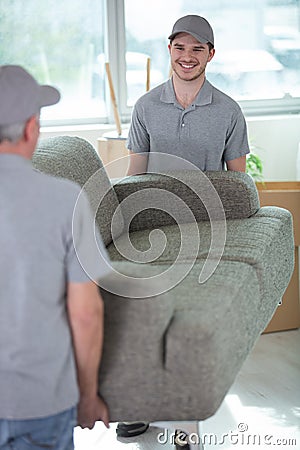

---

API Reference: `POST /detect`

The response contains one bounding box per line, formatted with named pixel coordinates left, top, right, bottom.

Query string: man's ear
left=208, top=48, right=215, bottom=62
left=23, top=116, right=37, bottom=142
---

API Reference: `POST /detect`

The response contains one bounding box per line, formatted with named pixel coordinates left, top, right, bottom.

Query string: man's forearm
left=73, top=306, right=103, bottom=399
left=67, top=282, right=104, bottom=399
left=126, top=151, right=148, bottom=175
left=226, top=155, right=246, bottom=172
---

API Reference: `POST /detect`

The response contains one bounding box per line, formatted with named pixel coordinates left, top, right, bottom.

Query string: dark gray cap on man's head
left=0, top=65, right=60, bottom=126
left=169, top=15, right=214, bottom=46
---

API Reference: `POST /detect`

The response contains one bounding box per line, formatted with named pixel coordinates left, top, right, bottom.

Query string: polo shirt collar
left=161, top=77, right=213, bottom=107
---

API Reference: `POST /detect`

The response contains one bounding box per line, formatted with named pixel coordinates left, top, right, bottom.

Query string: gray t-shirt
left=0, top=154, right=110, bottom=419
left=127, top=78, right=250, bottom=171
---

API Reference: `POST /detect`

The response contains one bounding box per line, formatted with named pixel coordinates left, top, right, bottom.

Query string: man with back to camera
left=118, top=14, right=250, bottom=442
left=126, top=14, right=250, bottom=176
left=0, top=65, right=110, bottom=449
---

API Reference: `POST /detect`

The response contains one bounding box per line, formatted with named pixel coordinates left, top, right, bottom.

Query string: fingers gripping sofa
left=33, top=136, right=294, bottom=449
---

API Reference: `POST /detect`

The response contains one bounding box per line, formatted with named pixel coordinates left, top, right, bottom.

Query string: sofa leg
left=152, top=420, right=204, bottom=450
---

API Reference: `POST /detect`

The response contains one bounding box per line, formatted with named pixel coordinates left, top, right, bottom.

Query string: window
left=0, top=0, right=106, bottom=124
left=1, top=0, right=300, bottom=125
left=123, top=0, right=300, bottom=117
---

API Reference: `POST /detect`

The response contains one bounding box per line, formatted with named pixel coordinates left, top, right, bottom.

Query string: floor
left=74, top=329, right=300, bottom=450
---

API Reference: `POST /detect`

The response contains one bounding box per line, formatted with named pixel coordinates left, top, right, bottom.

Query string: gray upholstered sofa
left=33, top=136, right=294, bottom=448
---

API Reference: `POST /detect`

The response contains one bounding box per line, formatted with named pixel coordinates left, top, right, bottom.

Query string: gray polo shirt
left=127, top=78, right=250, bottom=171
left=0, top=154, right=110, bottom=419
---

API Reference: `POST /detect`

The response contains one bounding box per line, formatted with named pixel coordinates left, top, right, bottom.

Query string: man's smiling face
left=169, top=32, right=215, bottom=82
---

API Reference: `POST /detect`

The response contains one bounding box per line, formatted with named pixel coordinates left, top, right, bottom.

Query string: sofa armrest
left=113, top=171, right=260, bottom=232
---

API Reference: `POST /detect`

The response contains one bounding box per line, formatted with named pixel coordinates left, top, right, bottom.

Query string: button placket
left=180, top=110, right=186, bottom=128
left=180, top=110, right=189, bottom=139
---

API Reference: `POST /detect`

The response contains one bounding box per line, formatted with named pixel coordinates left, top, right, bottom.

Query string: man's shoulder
left=135, top=80, right=168, bottom=106
left=33, top=168, right=82, bottom=201
left=207, top=80, right=242, bottom=111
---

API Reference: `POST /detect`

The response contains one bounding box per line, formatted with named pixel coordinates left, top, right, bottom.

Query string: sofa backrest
left=113, top=170, right=260, bottom=232
left=33, top=136, right=260, bottom=244
left=33, top=136, right=124, bottom=246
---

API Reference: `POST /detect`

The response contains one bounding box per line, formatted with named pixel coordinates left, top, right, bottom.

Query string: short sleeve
left=223, top=108, right=250, bottom=162
left=66, top=190, right=112, bottom=283
left=126, top=101, right=150, bottom=153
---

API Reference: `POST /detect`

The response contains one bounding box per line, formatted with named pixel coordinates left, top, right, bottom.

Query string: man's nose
left=182, top=50, right=194, bottom=60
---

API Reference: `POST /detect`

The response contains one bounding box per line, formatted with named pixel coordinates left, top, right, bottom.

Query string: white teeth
left=181, top=64, right=194, bottom=69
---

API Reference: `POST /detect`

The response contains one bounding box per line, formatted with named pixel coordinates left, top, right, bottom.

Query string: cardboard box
left=257, top=182, right=300, bottom=333
left=97, top=137, right=129, bottom=179
left=264, top=247, right=299, bottom=333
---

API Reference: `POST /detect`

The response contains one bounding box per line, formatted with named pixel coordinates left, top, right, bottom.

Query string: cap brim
left=168, top=30, right=210, bottom=44
left=39, top=85, right=61, bottom=108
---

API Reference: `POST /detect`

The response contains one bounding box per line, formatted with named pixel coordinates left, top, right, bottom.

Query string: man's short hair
left=0, top=121, right=27, bottom=144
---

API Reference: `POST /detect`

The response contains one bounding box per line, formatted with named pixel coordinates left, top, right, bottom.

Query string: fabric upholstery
left=33, top=136, right=294, bottom=424
left=113, top=170, right=260, bottom=232
left=33, top=136, right=124, bottom=245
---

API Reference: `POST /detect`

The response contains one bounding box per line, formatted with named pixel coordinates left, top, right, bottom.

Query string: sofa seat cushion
left=108, top=206, right=291, bottom=267
left=107, top=205, right=293, bottom=301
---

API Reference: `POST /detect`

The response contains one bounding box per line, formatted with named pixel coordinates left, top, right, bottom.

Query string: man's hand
left=77, top=394, right=110, bottom=429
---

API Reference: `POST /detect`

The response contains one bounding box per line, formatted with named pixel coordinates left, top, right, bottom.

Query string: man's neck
left=0, top=141, right=32, bottom=159
left=172, top=74, right=205, bottom=109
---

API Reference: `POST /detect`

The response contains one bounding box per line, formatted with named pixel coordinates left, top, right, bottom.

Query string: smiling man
left=126, top=14, right=250, bottom=176
left=121, top=17, right=250, bottom=441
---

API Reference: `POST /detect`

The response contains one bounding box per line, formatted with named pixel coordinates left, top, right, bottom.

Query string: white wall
left=40, top=114, right=300, bottom=181
left=247, top=114, right=300, bottom=181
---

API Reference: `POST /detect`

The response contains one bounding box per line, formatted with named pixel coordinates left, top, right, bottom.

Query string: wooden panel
left=257, top=182, right=300, bottom=245
left=257, top=183, right=300, bottom=333
left=97, top=138, right=129, bottom=179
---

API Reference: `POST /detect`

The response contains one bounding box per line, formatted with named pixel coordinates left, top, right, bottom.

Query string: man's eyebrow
left=192, top=44, right=206, bottom=49
left=173, top=42, right=206, bottom=49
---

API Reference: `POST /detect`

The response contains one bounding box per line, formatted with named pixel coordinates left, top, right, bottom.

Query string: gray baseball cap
left=0, top=65, right=60, bottom=126
left=168, top=15, right=214, bottom=46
